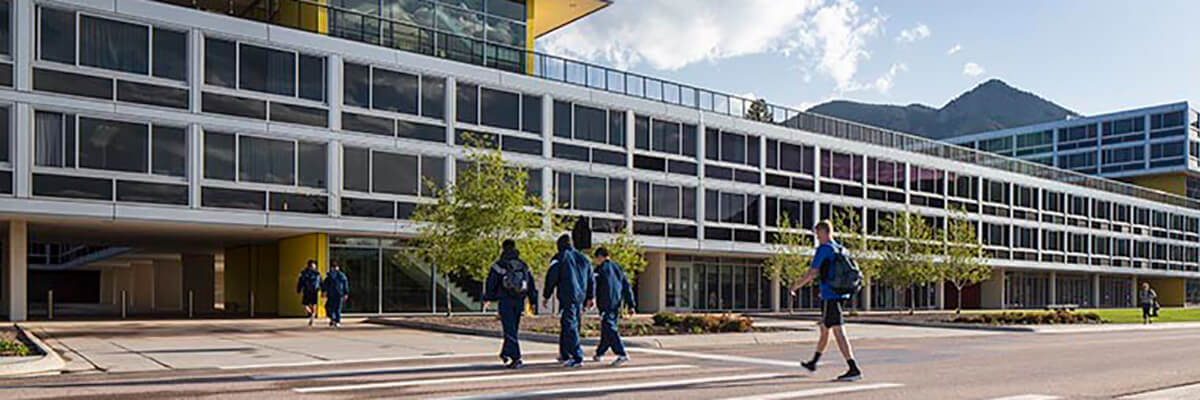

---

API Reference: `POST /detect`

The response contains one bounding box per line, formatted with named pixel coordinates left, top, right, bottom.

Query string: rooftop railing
left=158, top=0, right=1200, bottom=210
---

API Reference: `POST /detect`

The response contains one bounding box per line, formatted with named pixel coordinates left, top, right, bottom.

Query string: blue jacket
left=483, top=249, right=539, bottom=307
left=593, top=260, right=635, bottom=312
left=297, top=268, right=321, bottom=294
left=543, top=247, right=595, bottom=305
left=322, top=269, right=349, bottom=297
left=813, top=240, right=851, bottom=301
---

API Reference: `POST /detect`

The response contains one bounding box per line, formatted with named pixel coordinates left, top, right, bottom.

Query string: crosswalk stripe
left=292, top=363, right=696, bottom=393
left=1119, top=383, right=1200, bottom=399
left=253, top=360, right=559, bottom=381
left=221, top=351, right=553, bottom=370
left=718, top=383, right=904, bottom=400
left=987, top=395, right=1062, bottom=400
left=429, top=372, right=789, bottom=400
left=631, top=347, right=803, bottom=368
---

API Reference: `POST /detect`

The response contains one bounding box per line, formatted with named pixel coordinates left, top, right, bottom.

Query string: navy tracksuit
left=322, top=269, right=349, bottom=323
left=543, top=246, right=595, bottom=363
left=594, top=260, right=636, bottom=357
left=482, top=250, right=538, bottom=362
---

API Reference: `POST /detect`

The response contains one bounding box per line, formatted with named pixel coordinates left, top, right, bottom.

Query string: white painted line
left=430, top=372, right=789, bottom=400
left=221, top=351, right=554, bottom=370
left=631, top=347, right=803, bottom=368
left=1120, top=383, right=1200, bottom=400
left=719, top=383, right=904, bottom=400
left=987, top=395, right=1062, bottom=400
left=253, top=360, right=559, bottom=381
left=293, top=364, right=696, bottom=393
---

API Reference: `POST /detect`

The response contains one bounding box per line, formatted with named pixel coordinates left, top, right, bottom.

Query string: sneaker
left=592, top=354, right=604, bottom=363
left=506, top=359, right=524, bottom=369
left=500, top=356, right=510, bottom=365
left=611, top=355, right=629, bottom=367
left=801, top=360, right=818, bottom=373
left=307, top=318, right=314, bottom=327
left=563, top=359, right=583, bottom=368
left=836, top=369, right=862, bottom=382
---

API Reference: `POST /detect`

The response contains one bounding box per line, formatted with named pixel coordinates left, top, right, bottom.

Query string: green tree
left=877, top=211, right=940, bottom=314
left=831, top=208, right=881, bottom=285
left=745, top=98, right=773, bottom=122
left=766, top=213, right=813, bottom=312
left=942, top=208, right=990, bottom=314
left=408, top=134, right=567, bottom=315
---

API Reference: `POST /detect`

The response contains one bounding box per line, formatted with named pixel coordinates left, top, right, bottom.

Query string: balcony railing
left=157, top=0, right=1200, bottom=211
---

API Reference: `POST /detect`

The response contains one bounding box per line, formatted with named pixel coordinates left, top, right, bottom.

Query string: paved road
left=6, top=324, right=1200, bottom=399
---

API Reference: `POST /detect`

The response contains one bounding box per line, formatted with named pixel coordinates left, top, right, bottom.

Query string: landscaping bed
left=0, top=327, right=34, bottom=357
left=396, top=313, right=793, bottom=337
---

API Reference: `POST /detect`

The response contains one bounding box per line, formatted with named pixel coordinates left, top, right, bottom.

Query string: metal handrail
left=157, top=0, right=1200, bottom=211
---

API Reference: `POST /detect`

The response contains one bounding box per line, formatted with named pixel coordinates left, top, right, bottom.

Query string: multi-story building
left=946, top=102, right=1200, bottom=200
left=0, top=0, right=1198, bottom=321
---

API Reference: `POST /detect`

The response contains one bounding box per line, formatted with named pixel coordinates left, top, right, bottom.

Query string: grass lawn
left=1091, top=308, right=1200, bottom=324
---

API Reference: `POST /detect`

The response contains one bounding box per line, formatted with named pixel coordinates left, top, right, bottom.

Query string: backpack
left=499, top=259, right=530, bottom=296
left=824, top=244, right=863, bottom=295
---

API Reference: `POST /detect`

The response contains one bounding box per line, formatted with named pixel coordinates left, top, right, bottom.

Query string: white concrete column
left=1130, top=274, right=1139, bottom=307
left=14, top=0, right=32, bottom=92
left=770, top=274, right=781, bottom=312
left=188, top=124, right=203, bottom=207
left=863, top=278, right=873, bottom=311
left=545, top=95, right=556, bottom=158
left=445, top=77, right=457, bottom=146
left=188, top=28, right=203, bottom=113
left=327, top=139, right=342, bottom=216
left=637, top=252, right=667, bottom=313
left=327, top=55, right=343, bottom=131
left=3, top=221, right=27, bottom=320
left=624, top=110, right=635, bottom=233
left=696, top=119, right=706, bottom=240
left=13, top=104, right=31, bottom=197
left=1092, top=273, right=1101, bottom=308
left=1048, top=271, right=1057, bottom=305
left=935, top=280, right=945, bottom=310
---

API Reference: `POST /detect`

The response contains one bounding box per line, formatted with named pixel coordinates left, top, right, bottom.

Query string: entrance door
left=666, top=264, right=693, bottom=311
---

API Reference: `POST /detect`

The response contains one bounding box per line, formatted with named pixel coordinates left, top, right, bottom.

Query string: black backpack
left=824, top=244, right=863, bottom=295
left=499, top=259, right=530, bottom=296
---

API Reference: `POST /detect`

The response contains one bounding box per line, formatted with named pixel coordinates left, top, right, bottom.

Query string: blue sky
left=538, top=0, right=1196, bottom=116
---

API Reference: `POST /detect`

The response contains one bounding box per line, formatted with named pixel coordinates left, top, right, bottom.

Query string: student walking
left=482, top=239, right=539, bottom=369
left=1140, top=282, right=1158, bottom=325
left=542, top=234, right=595, bottom=368
left=789, top=220, right=863, bottom=382
left=322, top=262, right=349, bottom=328
left=591, top=247, right=635, bottom=367
left=296, top=260, right=322, bottom=327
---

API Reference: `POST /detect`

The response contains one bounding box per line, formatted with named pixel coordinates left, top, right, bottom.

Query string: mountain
left=805, top=79, right=1080, bottom=140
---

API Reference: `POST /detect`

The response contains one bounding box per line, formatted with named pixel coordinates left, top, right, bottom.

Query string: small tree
left=877, top=211, right=939, bottom=314
left=745, top=98, right=773, bottom=122
left=765, top=213, right=813, bottom=313
left=601, top=229, right=648, bottom=283
left=831, top=208, right=881, bottom=287
left=942, top=208, right=990, bottom=314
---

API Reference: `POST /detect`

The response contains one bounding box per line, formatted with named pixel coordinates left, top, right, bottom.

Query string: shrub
left=952, top=311, right=1104, bottom=325
left=0, top=340, right=30, bottom=357
left=653, top=312, right=683, bottom=327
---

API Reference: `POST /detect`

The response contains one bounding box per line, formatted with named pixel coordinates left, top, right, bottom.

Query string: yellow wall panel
left=277, top=233, right=329, bottom=317
left=1125, top=173, right=1187, bottom=196
left=1142, top=277, right=1186, bottom=307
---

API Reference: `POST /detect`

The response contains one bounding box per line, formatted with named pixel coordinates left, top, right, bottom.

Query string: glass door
left=666, top=264, right=694, bottom=312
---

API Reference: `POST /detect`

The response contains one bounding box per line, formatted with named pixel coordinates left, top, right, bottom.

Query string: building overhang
left=529, top=0, right=611, bottom=38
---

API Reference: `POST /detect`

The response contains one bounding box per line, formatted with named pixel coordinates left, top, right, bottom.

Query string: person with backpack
left=1140, top=282, right=1158, bottom=324
left=789, top=219, right=863, bottom=382
left=321, top=262, right=349, bottom=328
left=482, top=239, right=539, bottom=369
left=591, top=247, right=635, bottom=367
left=296, top=260, right=322, bottom=327
left=542, top=234, right=595, bottom=368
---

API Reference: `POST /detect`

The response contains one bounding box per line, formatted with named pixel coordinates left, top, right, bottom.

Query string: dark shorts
left=302, top=291, right=319, bottom=306
left=821, top=298, right=845, bottom=327
left=1142, top=303, right=1153, bottom=318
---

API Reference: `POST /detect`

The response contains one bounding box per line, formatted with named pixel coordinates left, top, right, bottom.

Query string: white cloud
left=963, top=62, right=985, bottom=77
left=539, top=0, right=887, bottom=94
left=874, top=63, right=907, bottom=94
left=895, top=23, right=931, bottom=43
left=946, top=44, right=962, bottom=55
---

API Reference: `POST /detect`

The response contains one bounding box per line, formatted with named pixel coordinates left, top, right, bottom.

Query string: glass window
left=456, top=82, right=478, bottom=124
left=486, top=16, right=525, bottom=47
left=78, top=117, right=148, bottom=173
left=609, top=178, right=625, bottom=214
left=553, top=100, right=571, bottom=138
left=609, top=110, right=625, bottom=147
left=34, top=111, right=67, bottom=167
left=574, top=175, right=607, bottom=212
left=437, top=4, right=484, bottom=39
left=635, top=181, right=649, bottom=216
left=298, top=142, right=326, bottom=188
left=298, top=54, right=325, bottom=101
left=652, top=120, right=680, bottom=154
left=634, top=116, right=650, bottom=150
left=721, top=192, right=745, bottom=224
left=0, top=1, right=9, bottom=57
left=373, top=152, right=418, bottom=195
left=720, top=131, right=745, bottom=163
left=652, top=184, right=680, bottom=219
left=480, top=87, right=519, bottom=130
left=343, top=146, right=370, bottom=192
left=486, top=0, right=526, bottom=21
left=204, top=38, right=237, bottom=88
left=39, top=7, right=76, bottom=64
left=0, top=108, right=8, bottom=163
left=373, top=68, right=419, bottom=114
left=151, top=126, right=186, bottom=177
left=239, top=44, right=296, bottom=96
left=575, top=105, right=607, bottom=144
left=420, top=155, right=444, bottom=196
left=152, top=28, right=187, bottom=80
left=238, top=135, right=295, bottom=185
left=422, top=76, right=445, bottom=119
left=203, top=131, right=235, bottom=180
left=557, top=171, right=572, bottom=209
left=682, top=186, right=696, bottom=220
left=343, top=62, right=371, bottom=108
left=521, top=95, right=541, bottom=134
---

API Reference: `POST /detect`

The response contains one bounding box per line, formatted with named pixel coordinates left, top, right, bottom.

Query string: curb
left=0, top=324, right=65, bottom=377
left=750, top=314, right=1037, bottom=333
left=366, top=317, right=603, bottom=347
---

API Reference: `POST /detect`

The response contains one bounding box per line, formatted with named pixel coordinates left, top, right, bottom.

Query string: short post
left=249, top=290, right=256, bottom=318
left=47, top=290, right=54, bottom=320
left=121, top=290, right=128, bottom=319
left=188, top=291, right=195, bottom=318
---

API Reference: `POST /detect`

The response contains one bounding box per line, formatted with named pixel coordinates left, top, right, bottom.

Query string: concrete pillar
left=154, top=259, right=184, bottom=311
left=100, top=269, right=114, bottom=305
left=187, top=124, right=202, bottom=207
left=863, top=278, right=873, bottom=311
left=183, top=254, right=216, bottom=314
left=637, top=252, right=667, bottom=313
left=770, top=274, right=781, bottom=312
left=132, top=261, right=155, bottom=313
left=446, top=77, right=457, bottom=146
left=981, top=267, right=1005, bottom=309
left=1049, top=271, right=1057, bottom=305
left=935, top=280, right=945, bottom=310
left=1130, top=275, right=1138, bottom=308
left=327, top=140, right=342, bottom=216
left=3, top=221, right=28, bottom=321
left=327, top=55, right=343, bottom=131
left=1092, top=273, right=1101, bottom=308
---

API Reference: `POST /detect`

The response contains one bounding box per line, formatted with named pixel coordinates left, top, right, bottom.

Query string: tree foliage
left=745, top=98, right=774, bottom=122
left=877, top=211, right=940, bottom=313
left=941, top=208, right=990, bottom=314
left=600, top=229, right=648, bottom=283
left=830, top=208, right=880, bottom=282
left=765, top=213, right=813, bottom=289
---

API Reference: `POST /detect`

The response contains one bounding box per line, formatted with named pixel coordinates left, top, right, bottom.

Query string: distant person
left=296, top=260, right=322, bottom=327
left=591, top=247, right=635, bottom=367
left=542, top=234, right=595, bottom=368
left=1141, top=282, right=1158, bottom=325
left=789, top=220, right=863, bottom=382
left=482, top=239, right=538, bottom=369
left=322, top=262, right=349, bottom=328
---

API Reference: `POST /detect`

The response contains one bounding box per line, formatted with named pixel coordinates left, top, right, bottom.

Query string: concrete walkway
left=24, top=319, right=556, bottom=373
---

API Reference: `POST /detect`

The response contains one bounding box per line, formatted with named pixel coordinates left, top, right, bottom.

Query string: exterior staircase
left=392, top=252, right=482, bottom=311
left=28, top=243, right=134, bottom=271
